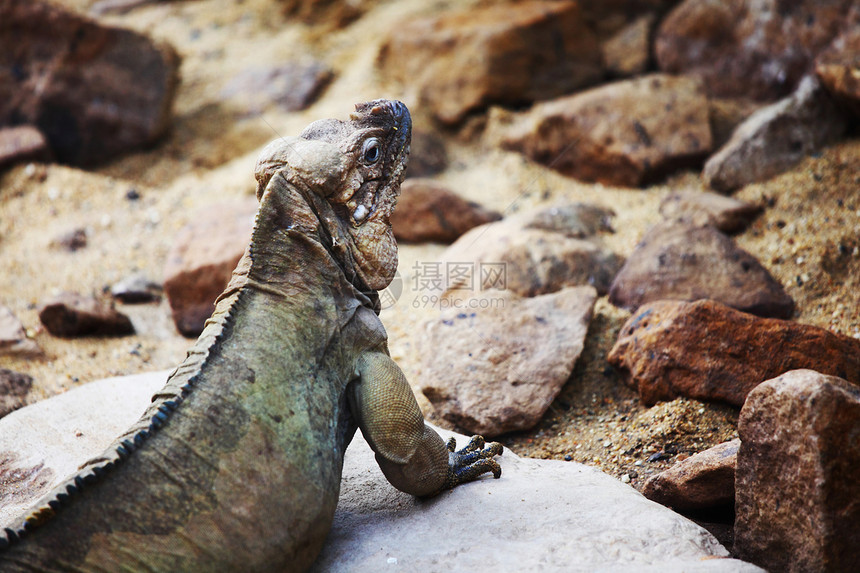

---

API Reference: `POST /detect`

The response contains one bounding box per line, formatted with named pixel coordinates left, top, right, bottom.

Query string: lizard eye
left=362, top=139, right=381, bottom=164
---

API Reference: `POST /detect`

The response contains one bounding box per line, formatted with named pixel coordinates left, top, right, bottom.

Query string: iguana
left=0, top=100, right=502, bottom=571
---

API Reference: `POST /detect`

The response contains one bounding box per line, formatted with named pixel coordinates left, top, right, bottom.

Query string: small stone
left=490, top=74, right=712, bottom=187
left=735, top=369, right=860, bottom=571
left=703, top=76, right=849, bottom=193
left=38, top=292, right=134, bottom=338
left=511, top=202, right=615, bottom=238
left=378, top=1, right=601, bottom=124
left=608, top=299, right=860, bottom=407
left=601, top=14, right=654, bottom=78
left=0, top=126, right=51, bottom=170
left=50, top=228, right=88, bottom=252
left=110, top=274, right=162, bottom=304
left=0, top=369, right=33, bottom=418
left=404, top=131, right=448, bottom=178
left=642, top=439, right=739, bottom=512
left=390, top=179, right=501, bottom=244
left=220, top=61, right=334, bottom=115
left=417, top=287, right=597, bottom=437
left=0, top=306, right=40, bottom=358
left=659, top=190, right=763, bottom=234
left=608, top=221, right=793, bottom=317
left=620, top=474, right=631, bottom=484
left=815, top=13, right=860, bottom=117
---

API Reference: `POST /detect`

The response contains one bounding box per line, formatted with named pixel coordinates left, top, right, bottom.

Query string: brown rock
left=707, top=98, right=762, bottom=150
left=0, top=126, right=51, bottom=170
left=601, top=14, right=654, bottom=78
left=0, top=369, right=33, bottom=419
left=220, top=61, right=334, bottom=116
left=492, top=74, right=712, bottom=187
left=735, top=370, right=860, bottom=572
left=438, top=215, right=623, bottom=298
left=390, top=179, right=501, bottom=244
left=38, top=292, right=134, bottom=338
left=607, top=299, right=860, bottom=406
left=608, top=222, right=793, bottom=317
left=378, top=1, right=602, bottom=124
left=280, top=0, right=372, bottom=28
left=815, top=14, right=860, bottom=117
left=642, top=438, right=738, bottom=512
left=163, top=198, right=258, bottom=337
left=0, top=306, right=40, bottom=358
left=512, top=202, right=615, bottom=238
left=703, top=76, right=849, bottom=193
left=417, top=287, right=597, bottom=437
left=655, top=0, right=857, bottom=101
left=659, top=190, right=762, bottom=234
left=404, top=131, right=448, bottom=178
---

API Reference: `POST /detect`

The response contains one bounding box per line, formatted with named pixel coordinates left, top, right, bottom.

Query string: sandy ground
left=1, top=0, right=858, bottom=517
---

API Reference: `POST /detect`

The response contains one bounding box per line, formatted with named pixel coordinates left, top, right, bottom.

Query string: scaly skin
left=0, top=100, right=502, bottom=572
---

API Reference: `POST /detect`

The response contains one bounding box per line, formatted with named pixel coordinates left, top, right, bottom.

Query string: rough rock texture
left=439, top=217, right=622, bottom=298
left=735, top=369, right=860, bottom=572
left=315, top=425, right=763, bottom=573
left=608, top=221, right=793, bottom=317
left=163, top=197, right=257, bottom=337
left=378, top=1, right=602, bottom=124
left=0, top=305, right=40, bottom=357
left=659, top=190, right=762, bottom=234
left=511, top=201, right=616, bottom=238
left=390, top=179, right=501, bottom=243
left=491, top=74, right=712, bottom=187
left=642, top=438, right=738, bottom=512
left=0, top=371, right=168, bottom=529
left=280, top=0, right=373, bottom=28
left=655, top=0, right=857, bottom=101
left=0, top=369, right=33, bottom=419
left=815, top=18, right=860, bottom=117
left=38, top=292, right=135, bottom=338
left=703, top=76, right=849, bottom=193
left=417, top=287, right=596, bottom=437
left=608, top=299, right=860, bottom=407
left=219, top=61, right=334, bottom=115
left=0, top=0, right=180, bottom=166
left=0, top=126, right=51, bottom=170
left=601, top=14, right=654, bottom=78
left=707, top=98, right=762, bottom=150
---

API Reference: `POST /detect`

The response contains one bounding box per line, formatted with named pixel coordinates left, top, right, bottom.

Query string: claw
left=444, top=435, right=504, bottom=489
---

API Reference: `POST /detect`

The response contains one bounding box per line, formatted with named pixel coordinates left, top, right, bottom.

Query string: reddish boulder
left=736, top=370, right=860, bottom=572
left=491, top=74, right=712, bottom=187
left=608, top=221, right=793, bottom=317
left=390, top=179, right=500, bottom=244
left=378, top=1, right=602, bottom=124
left=163, top=198, right=258, bottom=337
left=608, top=299, right=860, bottom=406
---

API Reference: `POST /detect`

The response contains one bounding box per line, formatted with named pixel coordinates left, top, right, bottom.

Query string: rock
left=0, top=370, right=169, bottom=529
left=815, top=15, right=860, bottom=117
left=163, top=198, right=257, bottom=337
left=0, top=369, right=33, bottom=419
left=390, top=179, right=501, bottom=244
left=643, top=438, right=739, bottom=512
left=220, top=61, right=334, bottom=116
left=735, top=369, right=860, bottom=572
left=404, top=131, right=448, bottom=178
left=608, top=299, right=860, bottom=407
left=512, top=201, right=615, bottom=238
left=280, top=0, right=372, bottom=28
left=703, top=76, right=849, bottom=193
left=0, top=126, right=51, bottom=170
left=417, top=287, right=596, bottom=437
left=601, top=14, right=654, bottom=78
left=0, top=0, right=180, bottom=166
left=110, top=274, right=162, bottom=304
left=0, top=306, right=40, bottom=358
left=491, top=74, right=712, bottom=187
left=315, top=425, right=763, bottom=573
left=607, top=221, right=792, bottom=317
left=707, top=98, right=762, bottom=150
left=655, top=0, right=857, bottom=101
left=38, top=292, right=134, bottom=338
left=50, top=228, right=88, bottom=252
left=659, top=190, right=762, bottom=234
left=437, top=215, right=623, bottom=298
left=377, top=1, right=602, bottom=124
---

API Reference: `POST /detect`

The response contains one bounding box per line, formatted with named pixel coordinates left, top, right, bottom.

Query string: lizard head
left=255, top=100, right=411, bottom=292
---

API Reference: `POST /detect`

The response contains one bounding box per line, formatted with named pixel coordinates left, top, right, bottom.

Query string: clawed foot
left=444, top=435, right=503, bottom=489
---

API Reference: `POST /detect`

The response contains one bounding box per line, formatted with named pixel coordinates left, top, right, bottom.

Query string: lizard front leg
left=348, top=352, right=502, bottom=497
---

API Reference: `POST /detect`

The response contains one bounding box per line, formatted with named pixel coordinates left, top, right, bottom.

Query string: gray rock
left=110, top=274, right=162, bottom=304
left=703, top=76, right=849, bottom=193
left=315, top=425, right=763, bottom=572
left=0, top=369, right=33, bottom=419
left=608, top=221, right=794, bottom=318
left=736, top=369, right=860, bottom=572
left=417, top=287, right=596, bottom=436
left=512, top=201, right=615, bottom=238
left=220, top=61, right=334, bottom=116
left=0, top=305, right=40, bottom=358
left=659, top=190, right=762, bottom=234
